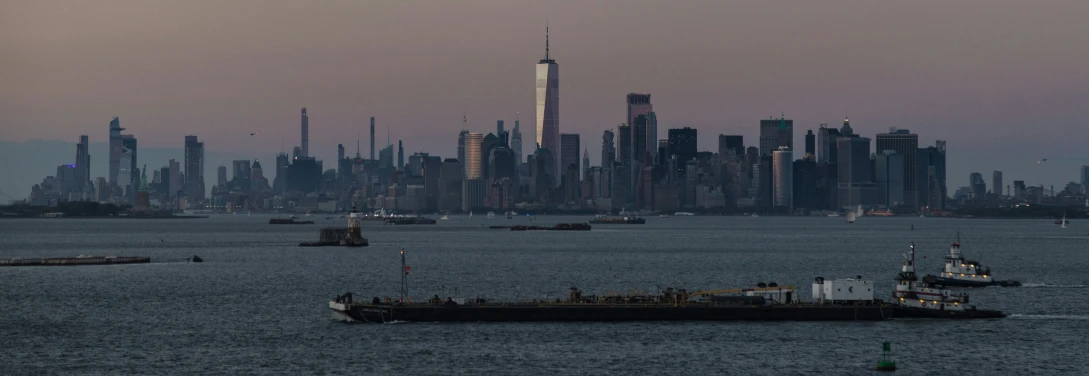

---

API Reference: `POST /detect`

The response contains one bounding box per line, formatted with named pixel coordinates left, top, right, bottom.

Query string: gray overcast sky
left=2, top=0, right=1088, bottom=189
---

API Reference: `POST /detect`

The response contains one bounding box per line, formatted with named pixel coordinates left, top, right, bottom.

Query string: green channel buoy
left=876, top=342, right=896, bottom=371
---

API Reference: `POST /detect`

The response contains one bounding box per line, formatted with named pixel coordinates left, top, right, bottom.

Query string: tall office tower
left=463, top=132, right=483, bottom=179
left=617, top=124, right=632, bottom=202
left=511, top=116, right=523, bottom=165
left=121, top=135, right=138, bottom=195
left=108, top=117, right=123, bottom=185
left=217, top=166, right=228, bottom=188
left=481, top=133, right=499, bottom=178
left=368, top=115, right=376, bottom=159
left=837, top=136, right=873, bottom=208
left=233, top=160, right=252, bottom=191
left=582, top=149, right=590, bottom=181
left=1081, top=165, right=1089, bottom=194
left=118, top=148, right=133, bottom=198
left=840, top=117, right=854, bottom=136
left=300, top=108, right=309, bottom=157
left=772, top=147, right=793, bottom=209
left=876, top=151, right=905, bottom=207
left=559, top=133, right=581, bottom=181
left=626, top=93, right=654, bottom=160
left=993, top=171, right=1003, bottom=196
left=458, top=114, right=469, bottom=172
left=804, top=130, right=815, bottom=159
left=632, top=115, right=649, bottom=164
left=184, top=135, right=205, bottom=200
left=337, top=144, right=345, bottom=162
left=667, top=127, right=698, bottom=163
left=718, top=135, right=743, bottom=159
left=969, top=173, right=986, bottom=199
left=168, top=159, right=181, bottom=198
left=536, top=24, right=560, bottom=162
left=816, top=124, right=841, bottom=163
left=601, top=130, right=616, bottom=167
left=759, top=115, right=793, bottom=156
left=397, top=140, right=404, bottom=170
left=916, top=141, right=947, bottom=210
left=250, top=160, right=264, bottom=192
left=497, top=120, right=504, bottom=137
left=75, top=135, right=90, bottom=193
left=274, top=153, right=289, bottom=193
left=876, top=128, right=918, bottom=209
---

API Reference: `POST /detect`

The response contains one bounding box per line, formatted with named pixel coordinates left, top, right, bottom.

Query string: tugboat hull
left=923, top=275, right=1021, bottom=287
left=892, top=306, right=1006, bottom=319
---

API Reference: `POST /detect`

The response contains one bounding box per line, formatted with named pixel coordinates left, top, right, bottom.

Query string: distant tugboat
left=893, top=243, right=1006, bottom=318
left=921, top=235, right=1021, bottom=287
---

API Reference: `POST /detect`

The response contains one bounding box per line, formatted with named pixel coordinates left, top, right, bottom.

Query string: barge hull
left=923, top=276, right=1021, bottom=288
left=334, top=304, right=893, bottom=323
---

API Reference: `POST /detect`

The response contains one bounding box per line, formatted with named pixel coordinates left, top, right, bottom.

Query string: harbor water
left=2, top=216, right=1087, bottom=375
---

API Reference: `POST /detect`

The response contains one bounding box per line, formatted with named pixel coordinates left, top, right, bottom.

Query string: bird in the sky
left=250, top=132, right=257, bottom=136
left=1037, top=158, right=1048, bottom=163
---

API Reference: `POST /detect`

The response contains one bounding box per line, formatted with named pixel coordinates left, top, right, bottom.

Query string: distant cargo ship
left=1, top=255, right=150, bottom=267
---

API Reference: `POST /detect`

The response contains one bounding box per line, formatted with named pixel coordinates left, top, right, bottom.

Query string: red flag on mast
left=403, top=265, right=411, bottom=276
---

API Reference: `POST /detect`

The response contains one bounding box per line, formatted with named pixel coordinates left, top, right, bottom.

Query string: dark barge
left=1, top=256, right=151, bottom=267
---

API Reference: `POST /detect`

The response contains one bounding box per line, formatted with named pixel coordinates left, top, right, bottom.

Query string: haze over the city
left=2, top=0, right=1088, bottom=200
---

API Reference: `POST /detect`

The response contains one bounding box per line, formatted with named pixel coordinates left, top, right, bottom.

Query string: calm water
left=2, top=215, right=1087, bottom=375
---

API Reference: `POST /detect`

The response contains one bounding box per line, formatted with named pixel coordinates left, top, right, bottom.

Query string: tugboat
left=921, top=235, right=1021, bottom=287
left=892, top=243, right=1006, bottom=318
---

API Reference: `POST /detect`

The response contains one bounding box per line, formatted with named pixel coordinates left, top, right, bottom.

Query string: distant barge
left=1, top=256, right=150, bottom=267
left=490, top=223, right=591, bottom=231
left=330, top=246, right=1005, bottom=323
left=270, top=218, right=314, bottom=224
left=589, top=216, right=645, bottom=224
left=385, top=217, right=437, bottom=225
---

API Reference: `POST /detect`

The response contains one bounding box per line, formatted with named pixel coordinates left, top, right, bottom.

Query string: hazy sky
left=2, top=0, right=1088, bottom=189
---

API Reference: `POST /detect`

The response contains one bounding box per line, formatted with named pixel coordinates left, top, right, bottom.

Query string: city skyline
left=2, top=1, right=1088, bottom=193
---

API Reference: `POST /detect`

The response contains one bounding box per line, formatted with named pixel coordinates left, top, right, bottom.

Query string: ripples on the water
left=1, top=216, right=1088, bottom=375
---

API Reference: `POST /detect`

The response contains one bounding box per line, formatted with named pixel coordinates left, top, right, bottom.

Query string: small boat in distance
left=1056, top=212, right=1068, bottom=227
left=659, top=214, right=670, bottom=218
left=487, top=211, right=495, bottom=219
left=674, top=212, right=695, bottom=216
left=439, top=214, right=450, bottom=220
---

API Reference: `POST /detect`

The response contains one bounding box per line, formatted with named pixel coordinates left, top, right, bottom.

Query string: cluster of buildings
left=24, top=30, right=1089, bottom=214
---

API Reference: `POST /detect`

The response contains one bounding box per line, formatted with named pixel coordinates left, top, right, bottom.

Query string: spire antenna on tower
left=545, top=21, right=550, bottom=61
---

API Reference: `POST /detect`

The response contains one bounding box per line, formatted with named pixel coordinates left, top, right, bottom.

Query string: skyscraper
left=837, top=136, right=874, bottom=208
left=970, top=173, right=986, bottom=199
left=876, top=129, right=918, bottom=209
left=121, top=135, right=138, bottom=196
left=772, top=147, right=793, bottom=209
left=458, top=114, right=469, bottom=173
left=759, top=115, right=793, bottom=157
left=232, top=159, right=252, bottom=191
left=464, top=132, right=483, bottom=179
left=184, top=135, right=205, bottom=200
left=535, top=25, right=559, bottom=167
left=511, top=116, right=523, bottom=165
left=217, top=166, right=228, bottom=188
left=917, top=141, right=947, bottom=210
left=667, top=127, right=698, bottom=164
left=601, top=130, right=616, bottom=168
left=876, top=151, right=905, bottom=207
left=337, top=144, right=345, bottom=162
left=274, top=153, right=289, bottom=194
left=626, top=93, right=654, bottom=160
left=300, top=108, right=309, bottom=157
left=1081, top=165, right=1089, bottom=194
left=718, top=135, right=743, bottom=159
left=582, top=148, right=590, bottom=181
left=560, top=133, right=581, bottom=181
left=993, top=171, right=1003, bottom=196
left=816, top=124, right=841, bottom=163
left=370, top=117, right=376, bottom=161
left=397, top=140, right=404, bottom=170
left=804, top=130, right=815, bottom=159
left=75, top=135, right=90, bottom=195
left=497, top=120, right=505, bottom=136
left=108, top=117, right=123, bottom=185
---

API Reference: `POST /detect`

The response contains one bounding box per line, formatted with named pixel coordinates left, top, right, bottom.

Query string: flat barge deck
left=1, top=256, right=151, bottom=267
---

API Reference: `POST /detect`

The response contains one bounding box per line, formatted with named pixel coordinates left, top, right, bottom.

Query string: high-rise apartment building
left=370, top=117, right=376, bottom=161
left=993, top=171, right=1003, bottom=196
left=463, top=133, right=483, bottom=179
left=626, top=93, right=654, bottom=161
left=75, top=135, right=90, bottom=195
left=601, top=130, right=616, bottom=168
left=772, top=147, right=793, bottom=209
left=300, top=108, right=309, bottom=157
left=511, top=117, right=523, bottom=165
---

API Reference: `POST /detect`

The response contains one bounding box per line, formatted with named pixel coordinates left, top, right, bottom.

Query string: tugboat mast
left=400, top=249, right=407, bottom=302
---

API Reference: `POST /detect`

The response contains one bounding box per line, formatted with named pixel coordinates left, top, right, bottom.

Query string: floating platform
left=1, top=256, right=151, bottom=267
left=270, top=218, right=314, bottom=224
left=509, top=223, right=591, bottom=231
